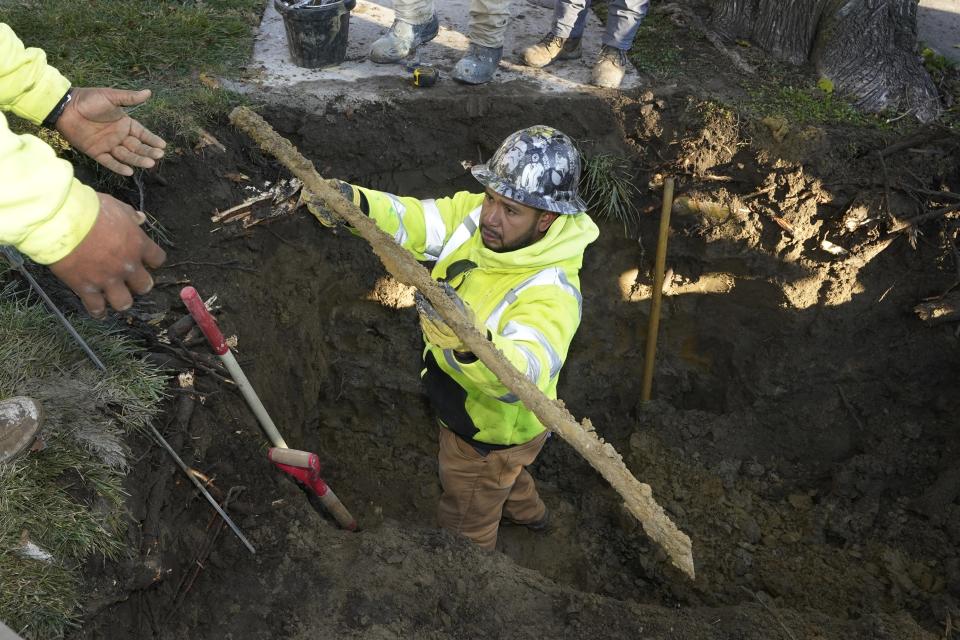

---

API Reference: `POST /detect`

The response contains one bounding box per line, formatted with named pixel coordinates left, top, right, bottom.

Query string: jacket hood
left=471, top=212, right=599, bottom=272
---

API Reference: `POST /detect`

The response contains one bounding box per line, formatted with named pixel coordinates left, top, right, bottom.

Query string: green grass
left=0, top=280, right=165, bottom=639
left=0, top=6, right=256, bottom=628
left=0, top=0, right=265, bottom=140
left=919, top=45, right=960, bottom=133
left=580, top=153, right=641, bottom=234
left=627, top=11, right=684, bottom=77
left=746, top=83, right=875, bottom=127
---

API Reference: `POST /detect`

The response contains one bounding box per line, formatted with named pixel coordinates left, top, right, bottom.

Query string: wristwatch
left=41, top=88, right=73, bottom=129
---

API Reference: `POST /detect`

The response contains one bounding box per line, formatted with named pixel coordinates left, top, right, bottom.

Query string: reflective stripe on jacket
left=0, top=23, right=98, bottom=264
left=353, top=185, right=599, bottom=447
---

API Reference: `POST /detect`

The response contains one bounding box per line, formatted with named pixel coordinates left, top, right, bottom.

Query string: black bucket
left=275, top=0, right=355, bottom=69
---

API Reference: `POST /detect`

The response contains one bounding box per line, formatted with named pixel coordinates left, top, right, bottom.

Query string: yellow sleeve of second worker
left=0, top=23, right=71, bottom=123
left=0, top=23, right=98, bottom=264
left=0, top=112, right=99, bottom=263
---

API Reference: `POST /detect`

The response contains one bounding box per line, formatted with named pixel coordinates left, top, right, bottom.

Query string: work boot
left=369, top=13, right=440, bottom=64
left=452, top=43, right=503, bottom=84
left=501, top=508, right=550, bottom=533
left=521, top=34, right=582, bottom=68
left=592, top=44, right=629, bottom=89
left=0, top=397, right=42, bottom=464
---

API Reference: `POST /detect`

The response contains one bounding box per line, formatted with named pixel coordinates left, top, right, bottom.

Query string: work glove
left=414, top=282, right=476, bottom=352
left=302, top=180, right=361, bottom=228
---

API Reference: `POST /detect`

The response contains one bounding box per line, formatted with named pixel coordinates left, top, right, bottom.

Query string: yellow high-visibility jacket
left=349, top=184, right=599, bottom=449
left=0, top=23, right=98, bottom=264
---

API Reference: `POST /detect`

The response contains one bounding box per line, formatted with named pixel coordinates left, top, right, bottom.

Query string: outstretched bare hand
left=49, top=193, right=167, bottom=318
left=55, top=88, right=166, bottom=176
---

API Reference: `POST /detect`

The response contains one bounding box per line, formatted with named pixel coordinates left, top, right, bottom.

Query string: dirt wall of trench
left=72, top=89, right=959, bottom=640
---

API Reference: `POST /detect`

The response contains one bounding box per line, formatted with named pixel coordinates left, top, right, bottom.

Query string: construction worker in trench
left=0, top=23, right=167, bottom=464
left=315, top=126, right=599, bottom=549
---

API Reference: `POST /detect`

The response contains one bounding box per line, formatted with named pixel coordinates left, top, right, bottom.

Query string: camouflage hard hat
left=471, top=125, right=587, bottom=215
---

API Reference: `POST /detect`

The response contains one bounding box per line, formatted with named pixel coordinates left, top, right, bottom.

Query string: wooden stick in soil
left=229, top=107, right=696, bottom=580
left=641, top=177, right=674, bottom=402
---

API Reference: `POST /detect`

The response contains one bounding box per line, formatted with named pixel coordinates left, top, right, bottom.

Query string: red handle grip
left=180, top=286, right=228, bottom=355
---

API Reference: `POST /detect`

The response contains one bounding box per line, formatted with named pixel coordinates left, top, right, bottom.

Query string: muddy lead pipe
left=229, top=106, right=696, bottom=580
left=641, top=177, right=674, bottom=402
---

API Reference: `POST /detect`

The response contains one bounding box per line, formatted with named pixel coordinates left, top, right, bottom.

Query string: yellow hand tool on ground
left=412, top=66, right=439, bottom=88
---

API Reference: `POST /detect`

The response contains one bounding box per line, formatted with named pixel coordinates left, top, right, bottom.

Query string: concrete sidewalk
left=243, top=0, right=641, bottom=103
left=918, top=0, right=960, bottom=63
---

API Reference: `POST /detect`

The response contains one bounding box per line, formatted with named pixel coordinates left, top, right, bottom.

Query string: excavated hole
left=220, top=95, right=662, bottom=599
left=126, top=92, right=959, bottom=638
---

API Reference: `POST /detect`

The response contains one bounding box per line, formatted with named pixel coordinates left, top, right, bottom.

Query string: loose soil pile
left=71, top=84, right=958, bottom=639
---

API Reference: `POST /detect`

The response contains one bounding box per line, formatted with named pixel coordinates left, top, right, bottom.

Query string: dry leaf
left=194, top=127, right=227, bottom=153
left=820, top=239, right=849, bottom=256
left=770, top=214, right=794, bottom=235
left=224, top=172, right=250, bottom=183
left=199, top=72, right=221, bottom=90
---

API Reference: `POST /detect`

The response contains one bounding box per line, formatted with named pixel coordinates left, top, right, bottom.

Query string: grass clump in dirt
left=580, top=153, right=641, bottom=234
left=0, top=281, right=165, bottom=639
left=747, top=82, right=873, bottom=127
left=0, top=0, right=264, bottom=140
left=920, top=46, right=960, bottom=133
left=737, top=58, right=898, bottom=129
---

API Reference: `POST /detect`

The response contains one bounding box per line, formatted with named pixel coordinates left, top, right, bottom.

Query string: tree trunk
left=710, top=0, right=940, bottom=122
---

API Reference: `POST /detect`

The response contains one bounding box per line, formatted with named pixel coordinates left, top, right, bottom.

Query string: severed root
left=914, top=291, right=960, bottom=326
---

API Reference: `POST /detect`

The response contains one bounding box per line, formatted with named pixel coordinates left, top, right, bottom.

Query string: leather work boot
left=0, top=397, right=42, bottom=464
left=369, top=13, right=440, bottom=64
left=592, top=44, right=629, bottom=89
left=522, top=34, right=582, bottom=68
left=502, top=509, right=550, bottom=533
left=452, top=43, right=504, bottom=84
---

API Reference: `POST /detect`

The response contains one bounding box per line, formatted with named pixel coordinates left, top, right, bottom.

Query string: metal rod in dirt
left=1, top=246, right=106, bottom=371
left=641, top=177, right=674, bottom=402
left=147, top=422, right=256, bottom=554
left=179, top=286, right=288, bottom=448
left=228, top=106, right=695, bottom=579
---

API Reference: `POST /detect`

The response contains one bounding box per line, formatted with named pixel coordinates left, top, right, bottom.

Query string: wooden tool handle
left=268, top=447, right=316, bottom=468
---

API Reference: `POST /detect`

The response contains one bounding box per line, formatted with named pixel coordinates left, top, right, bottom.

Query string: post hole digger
left=180, top=286, right=357, bottom=531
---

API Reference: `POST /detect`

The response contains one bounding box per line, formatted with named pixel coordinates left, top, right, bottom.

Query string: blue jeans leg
left=602, top=0, right=650, bottom=50
left=553, top=0, right=590, bottom=39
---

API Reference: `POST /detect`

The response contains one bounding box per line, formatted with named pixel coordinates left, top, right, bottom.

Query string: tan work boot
left=592, top=44, right=629, bottom=89
left=0, top=397, right=42, bottom=463
left=522, top=34, right=582, bottom=69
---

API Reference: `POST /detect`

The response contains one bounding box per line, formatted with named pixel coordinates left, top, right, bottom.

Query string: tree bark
left=710, top=0, right=940, bottom=122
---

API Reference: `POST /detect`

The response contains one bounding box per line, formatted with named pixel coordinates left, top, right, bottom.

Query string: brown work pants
left=437, top=428, right=548, bottom=550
